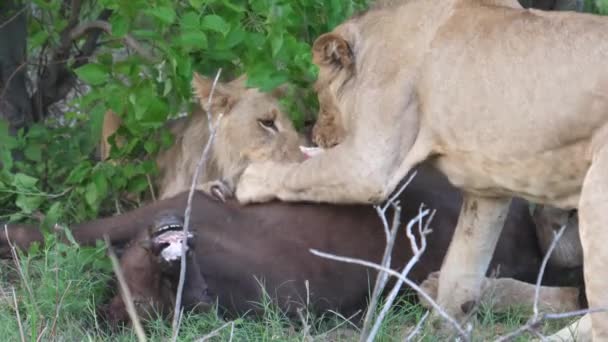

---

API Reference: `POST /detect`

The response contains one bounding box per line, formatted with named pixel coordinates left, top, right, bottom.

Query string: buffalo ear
left=191, top=72, right=237, bottom=114
left=312, top=33, right=354, bottom=69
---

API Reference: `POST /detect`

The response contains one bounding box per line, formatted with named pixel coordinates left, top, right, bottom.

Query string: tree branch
left=69, top=20, right=156, bottom=63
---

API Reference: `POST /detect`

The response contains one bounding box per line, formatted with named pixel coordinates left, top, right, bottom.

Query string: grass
left=0, top=234, right=576, bottom=342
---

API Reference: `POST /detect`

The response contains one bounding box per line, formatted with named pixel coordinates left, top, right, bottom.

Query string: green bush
left=0, top=0, right=369, bottom=223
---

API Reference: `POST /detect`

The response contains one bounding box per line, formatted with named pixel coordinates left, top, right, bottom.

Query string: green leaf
left=24, top=144, right=42, bottom=162
left=181, top=11, right=200, bottom=30
left=188, top=0, right=205, bottom=8
left=145, top=6, right=176, bottom=24
left=74, top=64, right=109, bottom=85
left=270, top=33, right=284, bottom=57
left=66, top=162, right=92, bottom=184
left=201, top=15, right=230, bottom=35
left=12, top=173, right=38, bottom=190
left=177, top=31, right=208, bottom=49
left=220, top=0, right=246, bottom=13
left=42, top=202, right=63, bottom=231
left=85, top=182, right=98, bottom=207
left=110, top=14, right=129, bottom=37
left=127, top=174, right=149, bottom=193
left=144, top=139, right=159, bottom=154
left=15, top=195, right=43, bottom=214
left=163, top=78, right=173, bottom=97
left=93, top=171, right=109, bottom=200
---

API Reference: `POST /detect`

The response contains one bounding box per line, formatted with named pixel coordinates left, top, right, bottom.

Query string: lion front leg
left=578, top=146, right=608, bottom=341
left=433, top=194, right=511, bottom=328
left=236, top=143, right=388, bottom=204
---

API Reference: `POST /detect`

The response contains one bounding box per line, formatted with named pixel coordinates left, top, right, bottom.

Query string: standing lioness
left=234, top=0, right=608, bottom=339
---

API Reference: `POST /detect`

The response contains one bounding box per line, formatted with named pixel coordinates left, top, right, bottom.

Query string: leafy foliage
left=0, top=0, right=368, bottom=224
left=586, top=0, right=608, bottom=13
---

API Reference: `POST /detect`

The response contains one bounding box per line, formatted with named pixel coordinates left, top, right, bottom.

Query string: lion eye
left=258, top=119, right=277, bottom=132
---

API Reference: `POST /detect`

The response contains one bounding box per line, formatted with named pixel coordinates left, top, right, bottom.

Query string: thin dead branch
left=171, top=69, right=223, bottom=341
left=360, top=172, right=416, bottom=339
left=49, top=280, right=72, bottom=338
left=195, top=321, right=235, bottom=342
left=104, top=236, right=147, bottom=342
left=0, top=6, right=28, bottom=30
left=11, top=287, right=26, bottom=342
left=310, top=247, right=470, bottom=340
left=68, top=20, right=156, bottom=62
left=366, top=205, right=436, bottom=342
left=406, top=310, right=430, bottom=342
left=35, top=325, right=48, bottom=342
left=493, top=224, right=607, bottom=342
left=4, top=225, right=39, bottom=316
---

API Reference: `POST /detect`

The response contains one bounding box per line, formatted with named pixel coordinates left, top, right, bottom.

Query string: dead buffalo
left=1, top=165, right=584, bottom=323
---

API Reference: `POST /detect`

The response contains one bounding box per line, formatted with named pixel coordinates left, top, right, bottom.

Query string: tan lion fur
left=234, top=0, right=608, bottom=338
left=101, top=73, right=304, bottom=200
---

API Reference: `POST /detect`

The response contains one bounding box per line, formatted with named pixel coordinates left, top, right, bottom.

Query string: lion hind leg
left=480, top=277, right=580, bottom=313
left=419, top=271, right=580, bottom=314
left=578, top=146, right=608, bottom=341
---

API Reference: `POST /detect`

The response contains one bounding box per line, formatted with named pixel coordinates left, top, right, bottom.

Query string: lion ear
left=312, top=33, right=354, bottom=69
left=192, top=72, right=237, bottom=114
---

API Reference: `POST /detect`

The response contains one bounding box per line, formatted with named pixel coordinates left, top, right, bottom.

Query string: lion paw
left=235, top=162, right=283, bottom=204
left=197, top=180, right=234, bottom=202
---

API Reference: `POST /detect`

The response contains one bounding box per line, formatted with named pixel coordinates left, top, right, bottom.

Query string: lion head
left=156, top=73, right=306, bottom=199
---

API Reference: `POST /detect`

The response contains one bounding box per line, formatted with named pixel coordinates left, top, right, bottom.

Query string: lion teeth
left=299, top=146, right=325, bottom=158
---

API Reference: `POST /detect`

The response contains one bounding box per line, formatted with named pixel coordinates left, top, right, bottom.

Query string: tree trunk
left=0, top=0, right=32, bottom=134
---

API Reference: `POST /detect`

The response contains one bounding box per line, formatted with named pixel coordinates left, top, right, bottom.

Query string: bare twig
left=49, top=280, right=72, bottom=338
left=360, top=173, right=417, bottom=340
left=104, top=236, right=147, bottom=342
left=4, top=225, right=39, bottom=316
left=321, top=309, right=363, bottom=337
left=366, top=206, right=436, bottom=342
left=0, top=6, right=27, bottom=30
left=171, top=69, right=223, bottom=341
left=0, top=61, right=28, bottom=107
left=35, top=325, right=48, bottom=342
left=11, top=287, right=26, bottom=342
left=533, top=225, right=567, bottom=320
left=146, top=174, right=157, bottom=202
left=195, top=321, right=235, bottom=342
left=297, top=308, right=313, bottom=342
left=406, top=310, right=430, bottom=342
left=309, top=249, right=470, bottom=340
left=493, top=224, right=608, bottom=342
left=68, top=20, right=156, bottom=62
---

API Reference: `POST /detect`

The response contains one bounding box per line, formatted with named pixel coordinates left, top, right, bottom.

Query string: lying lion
left=101, top=72, right=304, bottom=200
left=233, top=0, right=608, bottom=339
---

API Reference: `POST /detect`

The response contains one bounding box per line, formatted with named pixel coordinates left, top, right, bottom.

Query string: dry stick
left=492, top=224, right=608, bottom=342
left=4, top=225, right=40, bottom=316
left=11, top=287, right=26, bottom=342
left=322, top=309, right=364, bottom=337
left=104, top=236, right=147, bottom=342
left=406, top=310, right=430, bottom=342
left=35, top=325, right=48, bottom=342
left=309, top=249, right=470, bottom=340
left=366, top=206, right=436, bottom=342
left=171, top=69, right=223, bottom=341
left=49, top=280, right=73, bottom=339
left=68, top=20, right=156, bottom=62
left=360, top=172, right=418, bottom=340
left=195, top=320, right=235, bottom=342
left=0, top=6, right=28, bottom=30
